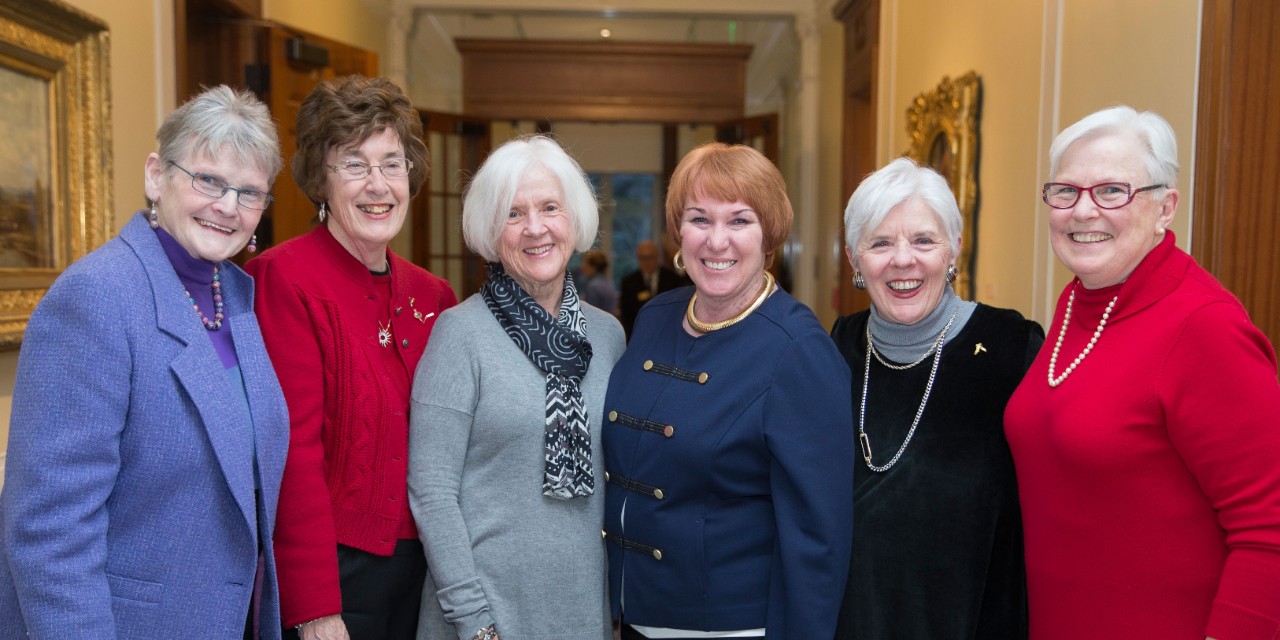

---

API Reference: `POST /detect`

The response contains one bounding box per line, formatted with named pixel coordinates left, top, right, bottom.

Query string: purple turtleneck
left=155, top=226, right=239, bottom=369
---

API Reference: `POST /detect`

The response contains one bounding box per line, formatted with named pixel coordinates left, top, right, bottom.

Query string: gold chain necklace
left=686, top=271, right=776, bottom=333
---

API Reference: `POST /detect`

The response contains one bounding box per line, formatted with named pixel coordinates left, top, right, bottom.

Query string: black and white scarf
left=481, top=262, right=595, bottom=500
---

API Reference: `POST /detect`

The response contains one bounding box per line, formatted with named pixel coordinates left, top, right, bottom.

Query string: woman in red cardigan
left=247, top=76, right=456, bottom=640
left=1004, top=106, right=1280, bottom=639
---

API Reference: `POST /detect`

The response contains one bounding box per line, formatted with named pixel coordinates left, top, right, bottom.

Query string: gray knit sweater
left=409, top=294, right=624, bottom=640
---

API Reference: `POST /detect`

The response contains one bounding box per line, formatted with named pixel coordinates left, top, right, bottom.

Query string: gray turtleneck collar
left=868, top=286, right=976, bottom=364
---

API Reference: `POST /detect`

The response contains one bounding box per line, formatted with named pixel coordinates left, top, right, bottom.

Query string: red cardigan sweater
left=1005, top=233, right=1280, bottom=639
left=247, top=225, right=456, bottom=627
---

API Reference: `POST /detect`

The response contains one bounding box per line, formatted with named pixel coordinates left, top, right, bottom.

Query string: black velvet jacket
left=830, top=304, right=1043, bottom=640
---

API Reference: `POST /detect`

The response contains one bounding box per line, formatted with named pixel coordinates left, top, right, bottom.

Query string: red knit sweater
left=1005, top=233, right=1280, bottom=639
left=247, top=225, right=456, bottom=627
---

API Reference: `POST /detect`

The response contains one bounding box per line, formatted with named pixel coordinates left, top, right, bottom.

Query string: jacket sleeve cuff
left=452, top=611, right=497, bottom=640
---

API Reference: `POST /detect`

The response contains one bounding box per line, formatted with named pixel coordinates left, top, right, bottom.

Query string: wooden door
left=414, top=110, right=491, bottom=298
left=833, top=0, right=879, bottom=317
left=257, top=25, right=377, bottom=251
left=179, top=13, right=377, bottom=253
left=715, top=113, right=780, bottom=163
left=1194, top=0, right=1280, bottom=350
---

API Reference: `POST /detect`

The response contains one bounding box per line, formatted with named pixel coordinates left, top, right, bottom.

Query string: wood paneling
left=834, top=0, right=878, bottom=316
left=456, top=39, right=752, bottom=123
left=260, top=25, right=378, bottom=249
left=416, top=110, right=489, bottom=296
left=1193, top=0, right=1280, bottom=349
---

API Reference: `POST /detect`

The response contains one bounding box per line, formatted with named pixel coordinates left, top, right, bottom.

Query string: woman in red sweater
left=247, top=76, right=456, bottom=640
left=1004, top=106, right=1280, bottom=639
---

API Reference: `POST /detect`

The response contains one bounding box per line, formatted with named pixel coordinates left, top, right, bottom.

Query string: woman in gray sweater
left=408, top=135, right=623, bottom=640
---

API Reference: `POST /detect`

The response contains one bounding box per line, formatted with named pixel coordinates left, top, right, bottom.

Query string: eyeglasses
left=169, top=161, right=273, bottom=210
left=327, top=158, right=413, bottom=181
left=1041, top=182, right=1166, bottom=210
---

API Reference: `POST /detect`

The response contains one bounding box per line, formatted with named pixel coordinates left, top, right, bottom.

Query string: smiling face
left=144, top=147, right=267, bottom=262
left=323, top=127, right=411, bottom=269
left=498, top=164, right=575, bottom=310
left=680, top=195, right=767, bottom=320
left=850, top=197, right=953, bottom=326
left=1049, top=133, right=1177, bottom=289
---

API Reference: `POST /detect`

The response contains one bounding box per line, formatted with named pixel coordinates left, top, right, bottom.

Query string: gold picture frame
left=0, top=0, right=112, bottom=348
left=904, top=71, right=981, bottom=300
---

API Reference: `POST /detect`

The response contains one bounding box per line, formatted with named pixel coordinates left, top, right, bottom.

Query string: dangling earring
left=318, top=202, right=328, bottom=223
left=853, top=271, right=866, bottom=290
left=946, top=264, right=959, bottom=285
left=148, top=204, right=159, bottom=229
left=246, top=235, right=258, bottom=253
left=672, top=250, right=685, bottom=274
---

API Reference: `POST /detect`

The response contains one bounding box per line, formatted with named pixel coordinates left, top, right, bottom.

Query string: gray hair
left=843, top=157, right=962, bottom=257
left=1048, top=105, right=1178, bottom=189
left=156, top=85, right=283, bottom=183
left=462, top=135, right=598, bottom=262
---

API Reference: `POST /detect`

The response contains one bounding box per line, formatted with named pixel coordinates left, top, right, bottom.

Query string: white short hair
left=462, top=135, right=598, bottom=262
left=1049, top=105, right=1178, bottom=189
left=843, top=157, right=962, bottom=257
left=157, top=85, right=282, bottom=183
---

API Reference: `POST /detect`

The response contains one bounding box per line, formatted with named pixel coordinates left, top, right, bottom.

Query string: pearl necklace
left=858, top=309, right=957, bottom=472
left=685, top=271, right=775, bottom=333
left=1047, top=285, right=1118, bottom=388
left=184, top=265, right=224, bottom=330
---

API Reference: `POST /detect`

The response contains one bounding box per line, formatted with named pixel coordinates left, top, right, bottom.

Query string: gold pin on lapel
left=973, top=343, right=987, bottom=356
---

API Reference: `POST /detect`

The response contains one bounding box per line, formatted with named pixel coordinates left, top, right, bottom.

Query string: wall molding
left=457, top=38, right=752, bottom=122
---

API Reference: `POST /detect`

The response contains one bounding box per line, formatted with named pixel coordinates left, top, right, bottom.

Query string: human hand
left=469, top=624, right=500, bottom=640
left=298, top=615, right=350, bottom=640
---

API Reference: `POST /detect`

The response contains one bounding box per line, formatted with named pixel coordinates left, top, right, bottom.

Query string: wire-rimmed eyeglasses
left=169, top=161, right=273, bottom=210
left=1041, top=182, right=1166, bottom=210
left=327, top=158, right=414, bottom=181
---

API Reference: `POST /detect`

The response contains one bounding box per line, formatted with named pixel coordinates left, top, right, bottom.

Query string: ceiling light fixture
left=600, top=28, right=612, bottom=38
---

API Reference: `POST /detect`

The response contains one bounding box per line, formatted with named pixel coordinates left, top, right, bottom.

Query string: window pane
left=609, top=173, right=656, bottom=288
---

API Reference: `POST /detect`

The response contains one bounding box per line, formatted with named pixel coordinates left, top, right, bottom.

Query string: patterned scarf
left=481, top=262, right=595, bottom=499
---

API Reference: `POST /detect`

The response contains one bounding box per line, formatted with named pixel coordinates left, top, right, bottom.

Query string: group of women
left=0, top=71, right=1277, bottom=640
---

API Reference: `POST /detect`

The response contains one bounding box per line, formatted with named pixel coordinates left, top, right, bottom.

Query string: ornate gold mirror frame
left=904, top=72, right=981, bottom=300
left=0, top=0, right=112, bottom=348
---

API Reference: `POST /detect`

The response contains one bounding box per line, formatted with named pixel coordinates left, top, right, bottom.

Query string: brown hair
left=664, top=143, right=793, bottom=257
left=292, top=75, right=428, bottom=206
left=583, top=250, right=609, bottom=272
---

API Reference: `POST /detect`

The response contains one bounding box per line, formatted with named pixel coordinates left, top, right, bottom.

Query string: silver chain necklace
left=869, top=338, right=936, bottom=370
left=858, top=310, right=958, bottom=472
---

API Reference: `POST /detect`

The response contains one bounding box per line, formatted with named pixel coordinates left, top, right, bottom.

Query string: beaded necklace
left=1047, top=284, right=1118, bottom=387
left=184, top=265, right=224, bottom=330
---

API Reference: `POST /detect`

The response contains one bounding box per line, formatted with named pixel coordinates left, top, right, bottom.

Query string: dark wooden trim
left=1192, top=0, right=1280, bottom=348
left=835, top=0, right=878, bottom=316
left=1192, top=0, right=1232, bottom=276
left=457, top=38, right=752, bottom=123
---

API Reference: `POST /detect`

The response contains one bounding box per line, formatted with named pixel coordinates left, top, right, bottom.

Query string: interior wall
left=879, top=0, right=1200, bottom=327
left=1049, top=0, right=1199, bottom=317
left=265, top=0, right=393, bottom=65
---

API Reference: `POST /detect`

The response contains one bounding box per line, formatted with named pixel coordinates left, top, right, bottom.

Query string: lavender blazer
left=0, top=214, right=289, bottom=638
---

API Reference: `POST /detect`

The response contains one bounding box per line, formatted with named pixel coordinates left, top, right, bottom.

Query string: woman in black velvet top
left=831, top=158, right=1042, bottom=639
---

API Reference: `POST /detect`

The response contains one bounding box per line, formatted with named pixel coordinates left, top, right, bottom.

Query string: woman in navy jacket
left=603, top=143, right=854, bottom=639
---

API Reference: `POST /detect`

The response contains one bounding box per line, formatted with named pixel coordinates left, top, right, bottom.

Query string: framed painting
left=904, top=71, right=981, bottom=300
left=0, top=0, right=112, bottom=348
